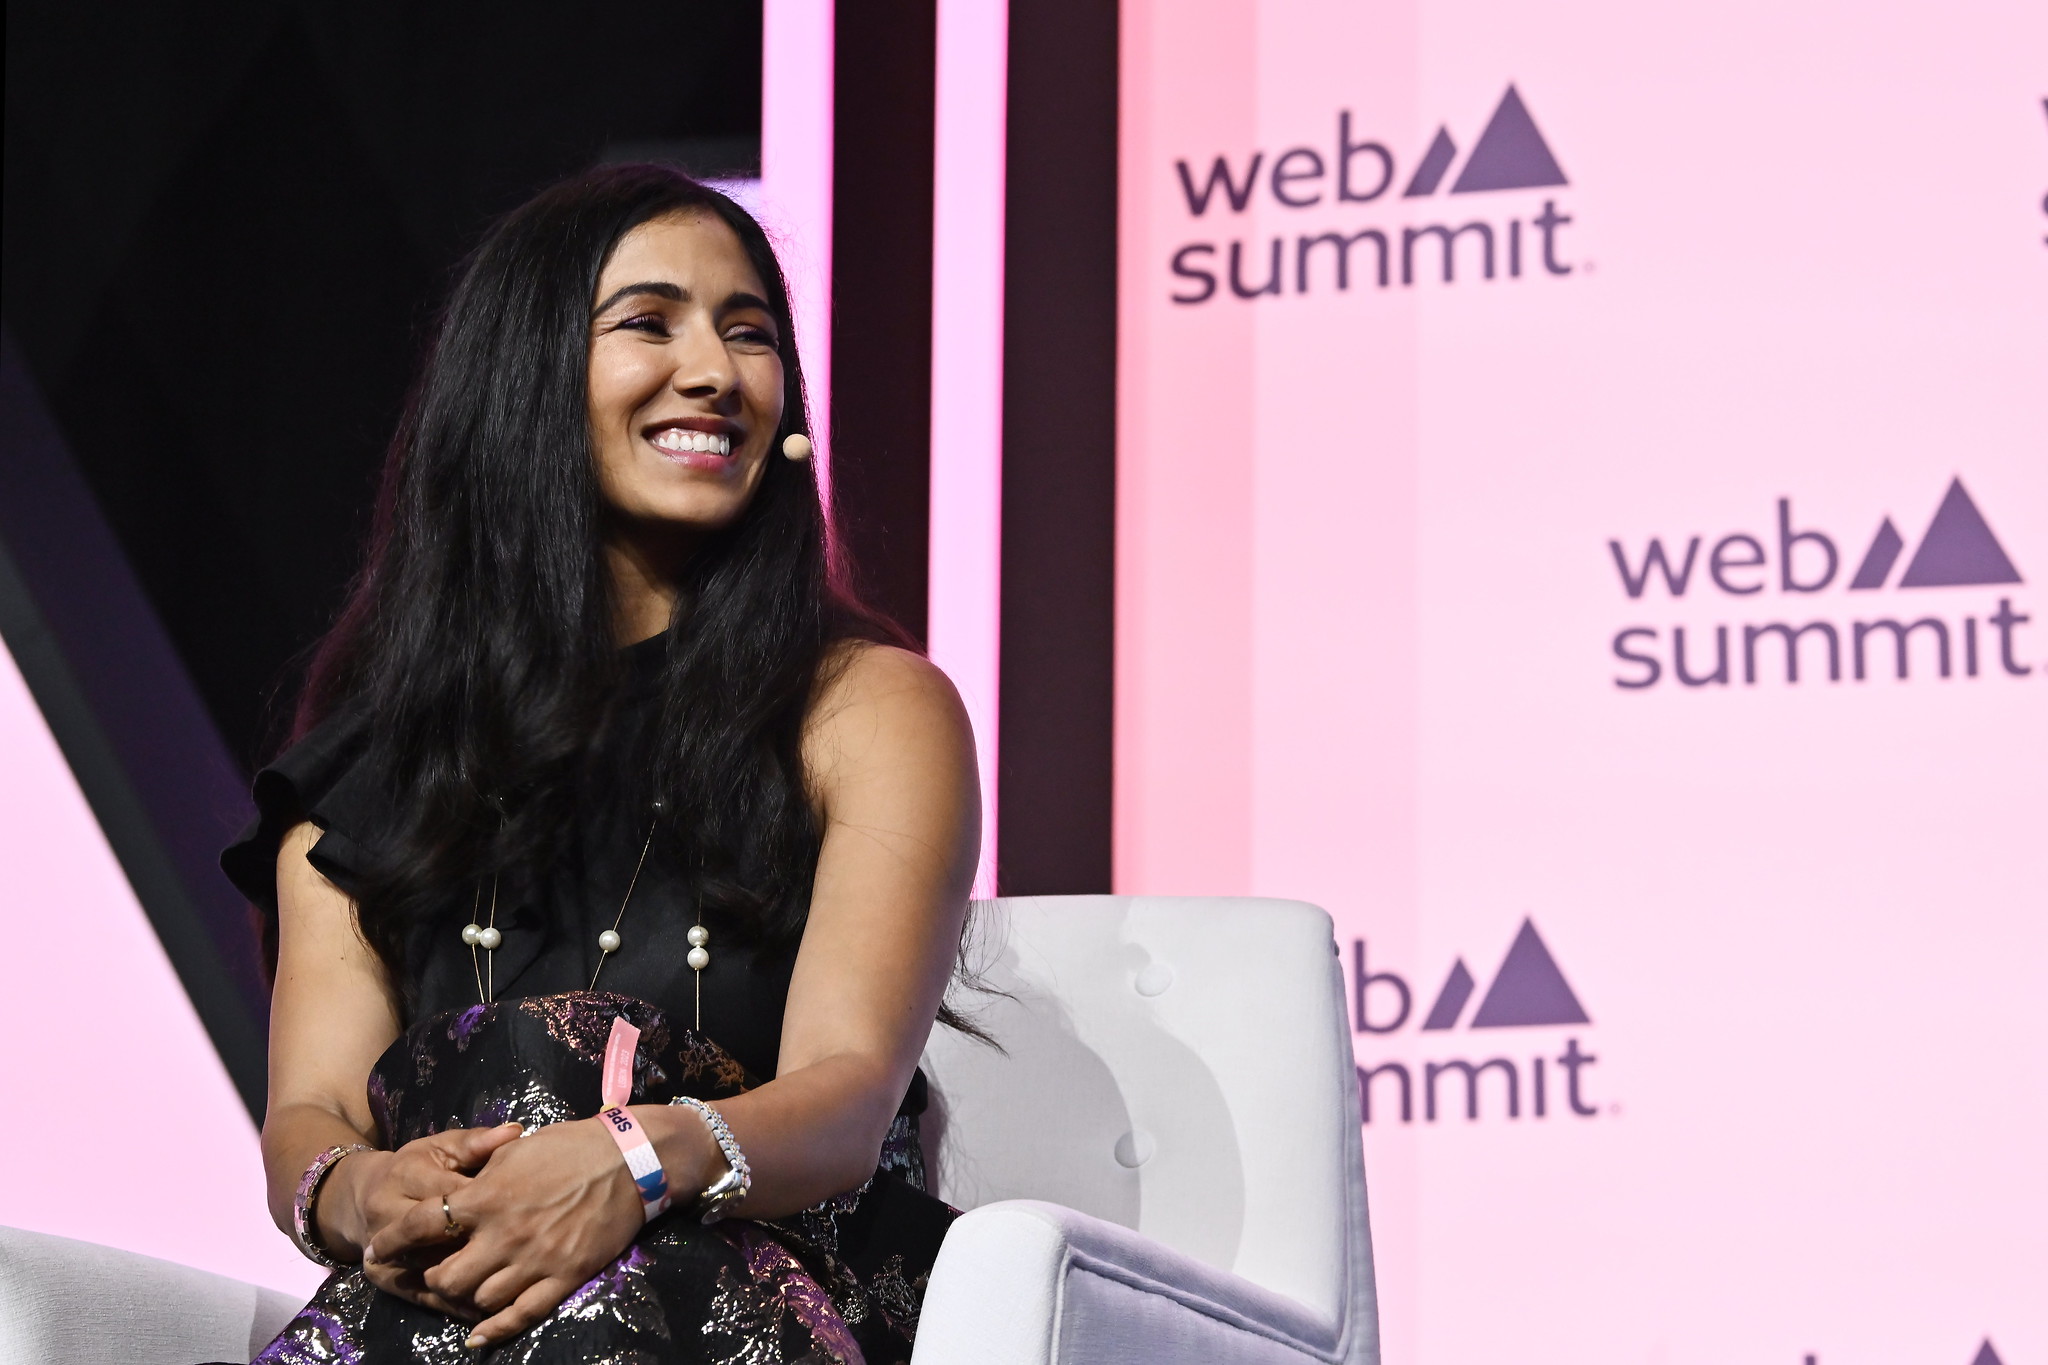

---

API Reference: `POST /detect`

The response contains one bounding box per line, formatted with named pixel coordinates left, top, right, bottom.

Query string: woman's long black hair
left=295, top=164, right=931, bottom=1012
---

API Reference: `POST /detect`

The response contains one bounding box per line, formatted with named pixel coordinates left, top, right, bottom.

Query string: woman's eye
left=619, top=313, right=670, bottom=335
left=726, top=324, right=777, bottom=347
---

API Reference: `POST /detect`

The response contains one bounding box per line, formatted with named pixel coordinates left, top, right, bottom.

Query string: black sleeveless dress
left=220, top=633, right=956, bottom=1364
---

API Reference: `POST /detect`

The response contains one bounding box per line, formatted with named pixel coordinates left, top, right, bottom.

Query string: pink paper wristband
left=599, top=1016, right=670, bottom=1221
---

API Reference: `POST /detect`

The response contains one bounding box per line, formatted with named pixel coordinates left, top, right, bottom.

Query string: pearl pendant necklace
left=586, top=819, right=658, bottom=991
left=463, top=808, right=712, bottom=1016
left=462, top=879, right=503, bottom=1003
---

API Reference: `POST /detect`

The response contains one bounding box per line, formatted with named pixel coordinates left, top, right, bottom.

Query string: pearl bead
left=476, top=926, right=503, bottom=951
left=598, top=929, right=622, bottom=953
left=687, top=946, right=710, bottom=971
left=686, top=925, right=709, bottom=948
left=461, top=923, right=482, bottom=946
left=781, top=433, right=813, bottom=461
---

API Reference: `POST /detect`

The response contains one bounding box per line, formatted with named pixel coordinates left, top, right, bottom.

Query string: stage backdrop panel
left=0, top=632, right=321, bottom=1296
left=1116, top=3, right=2047, bottom=1363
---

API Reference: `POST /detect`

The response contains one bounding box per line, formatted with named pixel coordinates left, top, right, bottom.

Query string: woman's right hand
left=331, top=1125, right=523, bottom=1316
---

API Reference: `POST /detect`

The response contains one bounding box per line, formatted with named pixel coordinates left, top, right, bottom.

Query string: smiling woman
left=587, top=232, right=786, bottom=604
left=216, top=165, right=979, bottom=1363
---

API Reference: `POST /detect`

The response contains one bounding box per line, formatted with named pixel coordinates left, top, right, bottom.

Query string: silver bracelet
left=671, top=1096, right=752, bottom=1224
left=291, top=1143, right=373, bottom=1268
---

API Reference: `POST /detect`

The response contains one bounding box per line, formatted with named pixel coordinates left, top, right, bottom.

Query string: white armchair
left=0, top=896, right=1378, bottom=1365
left=0, top=1226, right=301, bottom=1364
left=913, top=895, right=1380, bottom=1365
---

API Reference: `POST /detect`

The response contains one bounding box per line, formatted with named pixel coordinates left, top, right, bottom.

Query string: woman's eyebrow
left=592, top=281, right=685, bottom=316
left=721, top=291, right=773, bottom=316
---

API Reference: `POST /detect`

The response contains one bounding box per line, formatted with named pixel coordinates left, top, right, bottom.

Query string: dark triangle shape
left=1970, top=1340, right=2003, bottom=1365
left=1403, top=127, right=1457, bottom=197
left=1848, top=517, right=1904, bottom=590
left=1471, top=919, right=1590, bottom=1027
left=1450, top=85, right=1568, bottom=193
left=1420, top=958, right=1475, bottom=1030
left=1898, top=478, right=2023, bottom=587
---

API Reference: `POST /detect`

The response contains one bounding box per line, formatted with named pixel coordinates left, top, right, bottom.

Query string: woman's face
left=586, top=211, right=786, bottom=545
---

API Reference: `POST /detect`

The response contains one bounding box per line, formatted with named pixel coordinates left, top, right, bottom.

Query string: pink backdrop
left=0, top=636, right=322, bottom=1295
left=1116, top=2, right=2047, bottom=1362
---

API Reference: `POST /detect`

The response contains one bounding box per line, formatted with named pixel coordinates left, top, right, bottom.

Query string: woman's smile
left=643, top=417, right=741, bottom=470
left=586, top=211, right=785, bottom=547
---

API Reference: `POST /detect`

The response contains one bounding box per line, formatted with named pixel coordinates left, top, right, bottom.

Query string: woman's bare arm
left=267, top=821, right=519, bottom=1280
left=698, top=641, right=981, bottom=1206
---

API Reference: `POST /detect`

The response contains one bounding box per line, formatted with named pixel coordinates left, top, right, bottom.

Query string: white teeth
left=651, top=429, right=733, bottom=456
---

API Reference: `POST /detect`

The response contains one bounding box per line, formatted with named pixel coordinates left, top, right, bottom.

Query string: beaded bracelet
left=670, top=1097, right=752, bottom=1224
left=292, top=1143, right=374, bottom=1268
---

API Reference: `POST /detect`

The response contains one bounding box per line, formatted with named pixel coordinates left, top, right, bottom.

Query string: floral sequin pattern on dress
left=699, top=1224, right=867, bottom=1365
left=243, top=991, right=953, bottom=1364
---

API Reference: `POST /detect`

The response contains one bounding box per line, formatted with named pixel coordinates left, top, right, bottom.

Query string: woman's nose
left=669, top=328, right=735, bottom=400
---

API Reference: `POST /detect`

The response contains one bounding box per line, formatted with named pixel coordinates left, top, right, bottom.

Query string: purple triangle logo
left=1899, top=478, right=2023, bottom=587
left=1969, top=1339, right=2004, bottom=1365
left=1420, top=958, right=1476, bottom=1030
left=1470, top=919, right=1591, bottom=1028
left=1404, top=127, right=1458, bottom=197
left=1848, top=517, right=1904, bottom=590
left=1450, top=86, right=1569, bottom=194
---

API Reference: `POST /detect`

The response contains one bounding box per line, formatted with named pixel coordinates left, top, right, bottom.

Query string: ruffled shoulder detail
left=219, top=702, right=379, bottom=918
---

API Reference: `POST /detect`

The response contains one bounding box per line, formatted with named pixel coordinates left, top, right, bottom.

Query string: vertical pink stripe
left=1113, top=1, right=1261, bottom=893
left=761, top=0, right=835, bottom=506
left=928, top=0, right=1009, bottom=896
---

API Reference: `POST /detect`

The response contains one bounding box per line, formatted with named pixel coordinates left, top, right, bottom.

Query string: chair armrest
left=0, top=1225, right=305, bottom=1365
left=912, top=1201, right=1343, bottom=1365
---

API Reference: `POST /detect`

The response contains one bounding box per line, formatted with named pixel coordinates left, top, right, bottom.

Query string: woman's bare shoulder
left=805, top=641, right=974, bottom=783
left=819, top=638, right=958, bottom=699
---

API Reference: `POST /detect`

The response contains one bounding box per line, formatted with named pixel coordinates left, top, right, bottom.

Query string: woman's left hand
left=378, top=1117, right=646, bottom=1348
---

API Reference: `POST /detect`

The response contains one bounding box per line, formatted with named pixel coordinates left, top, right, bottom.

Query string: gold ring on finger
left=442, top=1195, right=465, bottom=1238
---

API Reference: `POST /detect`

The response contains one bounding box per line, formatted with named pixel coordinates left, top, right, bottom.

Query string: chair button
left=1113, top=1130, right=1156, bottom=1168
left=1133, top=963, right=1174, bottom=997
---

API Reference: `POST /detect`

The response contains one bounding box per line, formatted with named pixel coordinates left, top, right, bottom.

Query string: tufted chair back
left=918, top=895, right=1379, bottom=1358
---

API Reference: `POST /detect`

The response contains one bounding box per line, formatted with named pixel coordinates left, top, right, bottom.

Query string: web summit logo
left=1350, top=920, right=1603, bottom=1125
left=1610, top=478, right=2037, bottom=690
left=1168, top=85, right=1578, bottom=305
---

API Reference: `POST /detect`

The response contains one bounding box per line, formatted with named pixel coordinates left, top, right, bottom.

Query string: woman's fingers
left=464, top=1275, right=578, bottom=1351
left=362, top=1199, right=438, bottom=1266
left=468, top=1262, right=535, bottom=1316
left=420, top=1230, right=513, bottom=1304
left=366, top=1181, right=472, bottom=1266
left=361, top=1254, right=479, bottom=1322
left=397, top=1125, right=521, bottom=1193
left=438, top=1122, right=524, bottom=1171
left=382, top=1125, right=520, bottom=1195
